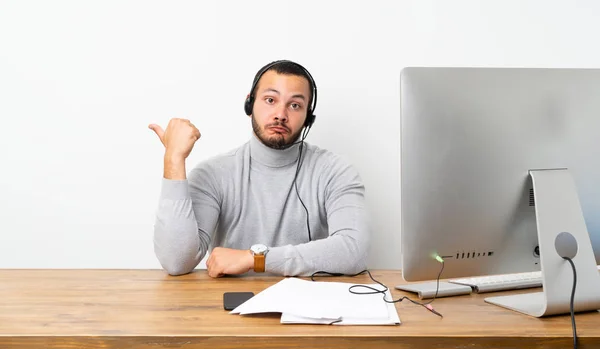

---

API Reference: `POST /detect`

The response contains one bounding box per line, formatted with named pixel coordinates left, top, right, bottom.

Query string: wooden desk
left=1, top=269, right=599, bottom=348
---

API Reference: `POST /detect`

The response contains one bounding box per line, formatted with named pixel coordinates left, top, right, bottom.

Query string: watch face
left=251, top=244, right=268, bottom=254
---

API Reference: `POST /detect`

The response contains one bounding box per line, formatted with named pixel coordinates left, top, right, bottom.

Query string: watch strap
left=254, top=254, right=266, bottom=273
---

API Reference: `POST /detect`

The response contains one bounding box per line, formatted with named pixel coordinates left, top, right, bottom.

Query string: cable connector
left=425, top=304, right=443, bottom=318
left=435, top=255, right=444, bottom=263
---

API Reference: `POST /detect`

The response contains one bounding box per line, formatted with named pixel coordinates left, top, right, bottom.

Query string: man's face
left=250, top=70, right=311, bottom=150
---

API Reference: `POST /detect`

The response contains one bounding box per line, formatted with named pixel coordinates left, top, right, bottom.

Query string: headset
left=244, top=60, right=317, bottom=242
left=244, top=60, right=318, bottom=128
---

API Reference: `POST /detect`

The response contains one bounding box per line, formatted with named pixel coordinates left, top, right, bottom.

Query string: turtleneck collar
left=249, top=132, right=302, bottom=168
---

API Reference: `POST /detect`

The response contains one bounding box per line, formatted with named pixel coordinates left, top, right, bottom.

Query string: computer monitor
left=399, top=67, right=600, bottom=317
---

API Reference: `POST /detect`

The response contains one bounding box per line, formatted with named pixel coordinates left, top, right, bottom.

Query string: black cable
left=291, top=126, right=312, bottom=241
left=310, top=262, right=446, bottom=318
left=564, top=257, right=578, bottom=349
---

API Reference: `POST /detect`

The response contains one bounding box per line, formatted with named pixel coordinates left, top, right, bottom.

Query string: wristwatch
left=250, top=244, right=269, bottom=272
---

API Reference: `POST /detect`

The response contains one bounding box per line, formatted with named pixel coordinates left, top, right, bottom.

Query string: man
left=149, top=60, right=369, bottom=278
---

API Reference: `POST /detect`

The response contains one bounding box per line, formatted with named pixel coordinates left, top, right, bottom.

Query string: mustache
left=266, top=122, right=290, bottom=132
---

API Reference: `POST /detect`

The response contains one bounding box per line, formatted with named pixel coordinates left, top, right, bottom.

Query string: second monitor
left=399, top=67, right=600, bottom=317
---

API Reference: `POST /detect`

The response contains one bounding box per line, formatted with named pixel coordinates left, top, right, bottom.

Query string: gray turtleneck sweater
left=153, top=134, right=370, bottom=276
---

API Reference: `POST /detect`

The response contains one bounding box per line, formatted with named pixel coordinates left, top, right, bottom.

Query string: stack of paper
left=230, top=277, right=400, bottom=325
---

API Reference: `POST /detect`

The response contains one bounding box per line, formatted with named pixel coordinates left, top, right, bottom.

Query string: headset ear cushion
left=305, top=113, right=316, bottom=127
left=244, top=95, right=253, bottom=116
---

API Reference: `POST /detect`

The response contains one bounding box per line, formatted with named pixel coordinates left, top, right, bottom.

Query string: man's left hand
left=206, top=247, right=254, bottom=278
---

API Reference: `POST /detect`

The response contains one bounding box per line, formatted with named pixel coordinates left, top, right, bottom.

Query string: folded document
left=230, top=277, right=400, bottom=325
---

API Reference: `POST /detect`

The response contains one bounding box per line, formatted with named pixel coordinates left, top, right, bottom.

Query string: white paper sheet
left=230, top=277, right=400, bottom=325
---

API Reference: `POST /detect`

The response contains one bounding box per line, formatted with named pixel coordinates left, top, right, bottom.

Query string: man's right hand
left=149, top=118, right=201, bottom=160
left=149, top=118, right=201, bottom=180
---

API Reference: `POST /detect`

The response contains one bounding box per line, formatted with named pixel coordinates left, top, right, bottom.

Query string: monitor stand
left=485, top=169, right=600, bottom=317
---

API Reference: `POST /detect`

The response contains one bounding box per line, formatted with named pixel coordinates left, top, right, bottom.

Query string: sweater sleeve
left=153, top=165, right=221, bottom=276
left=265, top=158, right=370, bottom=276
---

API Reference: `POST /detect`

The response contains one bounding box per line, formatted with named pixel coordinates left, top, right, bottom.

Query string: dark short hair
left=250, top=60, right=315, bottom=111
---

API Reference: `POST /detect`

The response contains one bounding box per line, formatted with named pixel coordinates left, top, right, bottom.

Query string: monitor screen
left=400, top=67, right=600, bottom=283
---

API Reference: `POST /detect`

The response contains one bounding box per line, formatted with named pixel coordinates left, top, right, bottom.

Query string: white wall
left=1, top=0, right=599, bottom=270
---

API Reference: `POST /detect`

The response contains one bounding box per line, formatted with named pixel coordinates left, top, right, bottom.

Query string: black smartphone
left=223, top=291, right=254, bottom=310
